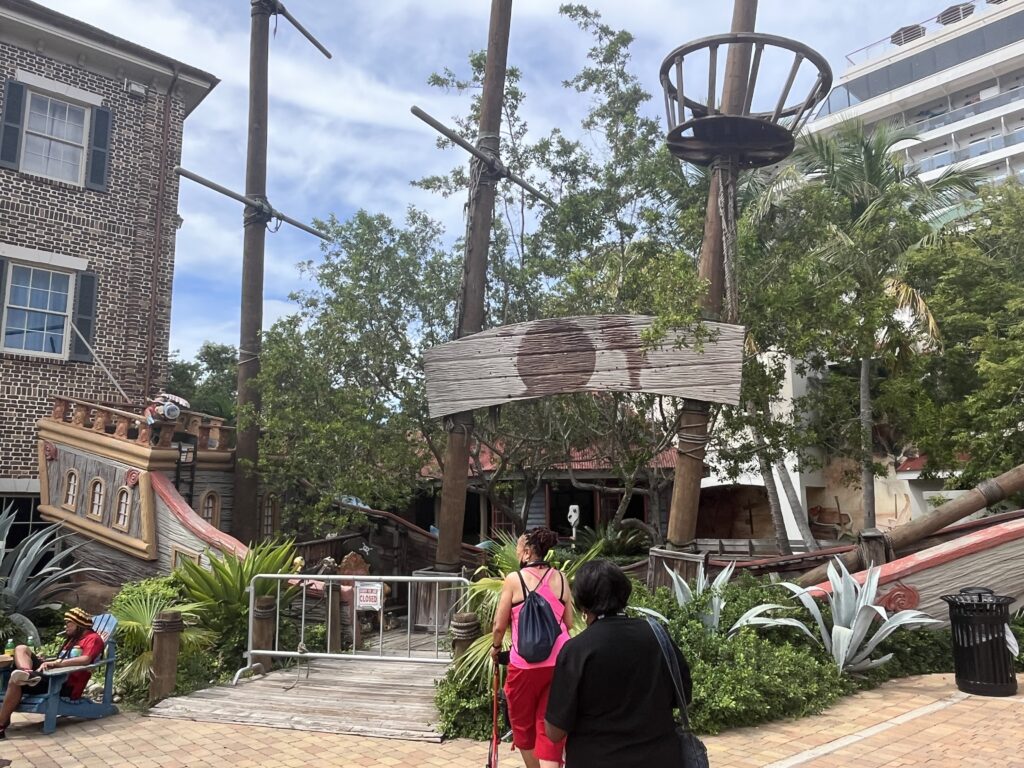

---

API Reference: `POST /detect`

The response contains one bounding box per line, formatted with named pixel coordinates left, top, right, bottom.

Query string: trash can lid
left=941, top=592, right=1014, bottom=605
left=960, top=586, right=995, bottom=596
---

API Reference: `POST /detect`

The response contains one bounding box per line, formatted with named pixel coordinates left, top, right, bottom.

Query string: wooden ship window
left=62, top=469, right=79, bottom=510
left=171, top=546, right=200, bottom=569
left=261, top=494, right=279, bottom=537
left=113, top=487, right=132, bottom=531
left=87, top=478, right=105, bottom=521
left=200, top=491, right=221, bottom=529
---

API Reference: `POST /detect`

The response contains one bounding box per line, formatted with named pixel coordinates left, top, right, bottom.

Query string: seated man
left=0, top=607, right=105, bottom=740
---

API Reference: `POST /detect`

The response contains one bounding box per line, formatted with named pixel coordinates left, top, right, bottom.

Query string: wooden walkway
left=148, top=656, right=448, bottom=741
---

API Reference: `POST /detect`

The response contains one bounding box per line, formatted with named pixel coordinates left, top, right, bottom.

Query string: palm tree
left=791, top=120, right=978, bottom=528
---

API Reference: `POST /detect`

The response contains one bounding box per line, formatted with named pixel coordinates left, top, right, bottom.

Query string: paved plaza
left=0, top=674, right=1021, bottom=767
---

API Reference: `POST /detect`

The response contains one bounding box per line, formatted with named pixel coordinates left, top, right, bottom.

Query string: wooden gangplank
left=147, top=657, right=447, bottom=741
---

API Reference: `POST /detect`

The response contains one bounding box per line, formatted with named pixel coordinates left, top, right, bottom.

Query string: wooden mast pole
left=666, top=0, right=759, bottom=547
left=434, top=0, right=515, bottom=571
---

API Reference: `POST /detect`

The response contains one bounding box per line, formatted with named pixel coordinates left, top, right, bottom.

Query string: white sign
left=567, top=505, right=580, bottom=527
left=356, top=582, right=384, bottom=612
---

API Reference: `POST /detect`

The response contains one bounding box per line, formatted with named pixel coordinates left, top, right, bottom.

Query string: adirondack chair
left=0, top=613, right=119, bottom=734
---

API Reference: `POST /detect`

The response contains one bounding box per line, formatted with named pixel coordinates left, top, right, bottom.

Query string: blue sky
left=36, top=0, right=947, bottom=361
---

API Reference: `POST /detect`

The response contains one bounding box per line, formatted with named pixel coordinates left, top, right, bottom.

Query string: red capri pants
left=504, top=664, right=565, bottom=763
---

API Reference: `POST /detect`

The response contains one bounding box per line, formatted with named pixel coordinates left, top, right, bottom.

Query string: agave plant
left=175, top=539, right=297, bottom=664
left=111, top=591, right=215, bottom=690
left=452, top=536, right=605, bottom=687
left=0, top=502, right=100, bottom=639
left=729, top=557, right=939, bottom=674
left=660, top=561, right=737, bottom=633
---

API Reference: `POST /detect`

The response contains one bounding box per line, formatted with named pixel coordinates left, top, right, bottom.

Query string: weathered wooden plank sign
left=424, top=315, right=744, bottom=418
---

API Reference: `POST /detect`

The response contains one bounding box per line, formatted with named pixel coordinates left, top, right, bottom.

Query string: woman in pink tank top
left=490, top=528, right=573, bottom=768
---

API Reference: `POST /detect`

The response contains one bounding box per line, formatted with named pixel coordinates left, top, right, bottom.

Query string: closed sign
left=356, top=582, right=384, bottom=612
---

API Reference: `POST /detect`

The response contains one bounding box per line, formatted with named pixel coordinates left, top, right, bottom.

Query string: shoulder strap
left=646, top=617, right=692, bottom=733
left=516, top=569, right=531, bottom=596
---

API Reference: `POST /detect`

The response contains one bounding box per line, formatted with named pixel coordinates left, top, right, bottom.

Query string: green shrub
left=435, top=665, right=494, bottom=740
left=109, top=576, right=215, bottom=701
left=687, top=628, right=846, bottom=734
left=876, top=627, right=954, bottom=678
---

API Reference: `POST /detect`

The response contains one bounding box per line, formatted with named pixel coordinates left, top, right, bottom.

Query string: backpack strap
left=516, top=569, right=531, bottom=597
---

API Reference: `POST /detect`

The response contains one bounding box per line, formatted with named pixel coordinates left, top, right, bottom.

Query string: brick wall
left=0, top=40, right=187, bottom=482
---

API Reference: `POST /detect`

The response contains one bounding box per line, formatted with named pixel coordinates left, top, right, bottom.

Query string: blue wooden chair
left=0, top=613, right=119, bottom=734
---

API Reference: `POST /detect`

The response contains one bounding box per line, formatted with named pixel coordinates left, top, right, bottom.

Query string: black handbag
left=646, top=617, right=710, bottom=768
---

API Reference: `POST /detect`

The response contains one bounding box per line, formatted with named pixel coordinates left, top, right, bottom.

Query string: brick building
left=0, top=0, right=217, bottom=533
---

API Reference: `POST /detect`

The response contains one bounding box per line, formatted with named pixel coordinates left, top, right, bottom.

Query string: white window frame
left=113, top=486, right=132, bottom=532
left=87, top=478, right=106, bottom=521
left=17, top=88, right=91, bottom=187
left=1, top=261, right=76, bottom=360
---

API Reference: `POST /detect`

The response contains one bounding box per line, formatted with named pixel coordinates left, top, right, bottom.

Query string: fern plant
left=729, top=557, right=939, bottom=674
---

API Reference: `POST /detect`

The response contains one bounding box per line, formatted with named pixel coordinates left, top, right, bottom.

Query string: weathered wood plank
left=424, top=314, right=744, bottom=417
left=148, top=658, right=447, bottom=741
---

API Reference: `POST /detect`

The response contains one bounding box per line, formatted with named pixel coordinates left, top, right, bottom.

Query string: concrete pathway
left=0, top=674, right=1021, bottom=767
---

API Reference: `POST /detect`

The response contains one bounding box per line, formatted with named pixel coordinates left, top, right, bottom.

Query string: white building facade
left=811, top=0, right=1024, bottom=184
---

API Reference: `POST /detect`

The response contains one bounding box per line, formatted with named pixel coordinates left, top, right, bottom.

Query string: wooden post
left=149, top=611, right=183, bottom=703
left=797, top=463, right=1024, bottom=586
left=251, top=595, right=276, bottom=671
left=327, top=584, right=342, bottom=653
left=435, top=0, right=514, bottom=571
left=667, top=0, right=758, bottom=547
left=233, top=0, right=273, bottom=547
left=450, top=612, right=482, bottom=661
left=858, top=528, right=888, bottom=569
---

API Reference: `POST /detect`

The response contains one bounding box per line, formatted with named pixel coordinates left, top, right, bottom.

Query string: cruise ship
left=809, top=0, right=1024, bottom=184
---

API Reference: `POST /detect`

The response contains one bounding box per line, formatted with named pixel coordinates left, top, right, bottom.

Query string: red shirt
left=59, top=630, right=105, bottom=699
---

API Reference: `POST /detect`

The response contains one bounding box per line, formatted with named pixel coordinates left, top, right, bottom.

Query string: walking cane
left=486, top=660, right=501, bottom=767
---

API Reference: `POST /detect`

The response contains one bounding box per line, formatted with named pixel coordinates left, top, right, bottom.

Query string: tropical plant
left=0, top=502, right=99, bottom=639
left=729, top=557, right=939, bottom=674
left=452, top=536, right=604, bottom=687
left=657, top=561, right=737, bottom=633
left=110, top=589, right=214, bottom=692
left=575, top=524, right=651, bottom=557
left=174, top=539, right=297, bottom=666
left=777, top=121, right=979, bottom=526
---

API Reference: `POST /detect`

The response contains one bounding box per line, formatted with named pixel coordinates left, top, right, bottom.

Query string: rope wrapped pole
left=149, top=611, right=184, bottom=703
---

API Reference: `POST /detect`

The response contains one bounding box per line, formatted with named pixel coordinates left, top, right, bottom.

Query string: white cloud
left=34, top=0, right=949, bottom=361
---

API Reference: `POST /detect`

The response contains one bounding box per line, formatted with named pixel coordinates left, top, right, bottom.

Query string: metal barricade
left=232, top=572, right=470, bottom=684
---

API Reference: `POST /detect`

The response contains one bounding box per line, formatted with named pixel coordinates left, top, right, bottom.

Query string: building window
left=1, top=79, right=112, bottom=192
left=113, top=487, right=131, bottom=531
left=200, top=491, right=221, bottom=529
left=62, top=469, right=79, bottom=510
left=87, top=478, right=105, bottom=520
left=2, top=264, right=72, bottom=357
left=21, top=93, right=88, bottom=185
left=261, top=494, right=278, bottom=538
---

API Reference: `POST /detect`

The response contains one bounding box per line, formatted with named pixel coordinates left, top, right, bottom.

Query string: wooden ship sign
left=424, top=314, right=744, bottom=418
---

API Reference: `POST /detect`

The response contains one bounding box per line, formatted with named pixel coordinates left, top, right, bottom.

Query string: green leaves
left=0, top=502, right=100, bottom=636
left=174, top=540, right=297, bottom=668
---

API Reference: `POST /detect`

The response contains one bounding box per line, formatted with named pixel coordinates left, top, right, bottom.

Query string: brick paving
left=1, top=674, right=1022, bottom=767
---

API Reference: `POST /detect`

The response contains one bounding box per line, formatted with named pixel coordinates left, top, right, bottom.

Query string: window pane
left=24, top=330, right=44, bottom=351
left=11, top=265, right=30, bottom=287
left=28, top=95, right=49, bottom=132
left=66, top=106, right=85, bottom=144
left=9, top=283, right=28, bottom=307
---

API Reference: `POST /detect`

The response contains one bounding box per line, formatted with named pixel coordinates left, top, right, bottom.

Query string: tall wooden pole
left=666, top=0, right=758, bottom=547
left=435, top=0, right=514, bottom=571
left=233, top=0, right=272, bottom=546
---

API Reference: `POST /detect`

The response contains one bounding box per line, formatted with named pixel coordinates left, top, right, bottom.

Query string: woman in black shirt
left=544, top=560, right=693, bottom=768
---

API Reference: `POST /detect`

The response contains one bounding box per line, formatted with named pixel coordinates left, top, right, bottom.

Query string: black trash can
left=941, top=587, right=1018, bottom=697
